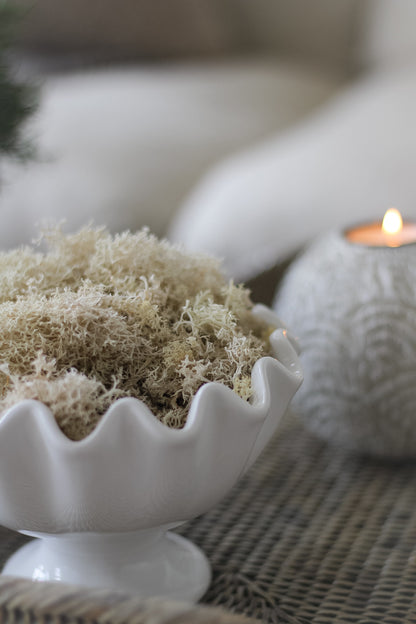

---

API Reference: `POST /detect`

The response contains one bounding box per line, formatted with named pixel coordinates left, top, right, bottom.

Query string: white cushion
left=0, top=60, right=340, bottom=248
left=170, top=67, right=416, bottom=280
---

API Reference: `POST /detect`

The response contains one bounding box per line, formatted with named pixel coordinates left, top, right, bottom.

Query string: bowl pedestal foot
left=2, top=528, right=211, bottom=602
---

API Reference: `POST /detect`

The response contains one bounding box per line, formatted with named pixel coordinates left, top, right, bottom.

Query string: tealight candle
left=346, top=208, right=416, bottom=247
left=274, top=207, right=416, bottom=458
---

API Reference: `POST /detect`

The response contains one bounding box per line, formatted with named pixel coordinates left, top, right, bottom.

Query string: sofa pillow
left=169, top=67, right=416, bottom=281
left=0, top=60, right=340, bottom=250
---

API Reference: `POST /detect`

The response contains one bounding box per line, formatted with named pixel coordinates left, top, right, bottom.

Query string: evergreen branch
left=0, top=0, right=37, bottom=159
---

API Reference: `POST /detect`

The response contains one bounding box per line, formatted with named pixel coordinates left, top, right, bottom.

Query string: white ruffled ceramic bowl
left=0, top=305, right=302, bottom=602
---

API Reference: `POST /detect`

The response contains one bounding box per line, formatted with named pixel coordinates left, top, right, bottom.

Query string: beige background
left=18, top=0, right=359, bottom=72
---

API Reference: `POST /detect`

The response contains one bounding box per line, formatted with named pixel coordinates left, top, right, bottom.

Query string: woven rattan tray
left=1, top=413, right=416, bottom=623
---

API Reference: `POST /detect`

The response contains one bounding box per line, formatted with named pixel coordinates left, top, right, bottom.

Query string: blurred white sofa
left=0, top=60, right=341, bottom=246
left=170, top=0, right=416, bottom=280
left=3, top=0, right=416, bottom=286
left=0, top=0, right=352, bottom=249
left=171, top=66, right=416, bottom=280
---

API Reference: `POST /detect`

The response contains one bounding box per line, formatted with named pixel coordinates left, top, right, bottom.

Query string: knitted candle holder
left=274, top=231, right=416, bottom=458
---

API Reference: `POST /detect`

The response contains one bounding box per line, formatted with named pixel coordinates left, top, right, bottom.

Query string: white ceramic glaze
left=0, top=305, right=302, bottom=600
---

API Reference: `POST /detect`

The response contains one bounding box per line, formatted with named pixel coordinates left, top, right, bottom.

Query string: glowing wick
left=382, top=208, right=403, bottom=236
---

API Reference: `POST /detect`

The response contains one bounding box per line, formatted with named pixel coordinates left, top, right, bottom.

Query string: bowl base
left=2, top=529, right=211, bottom=602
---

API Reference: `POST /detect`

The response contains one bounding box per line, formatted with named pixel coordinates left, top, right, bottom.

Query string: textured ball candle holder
left=274, top=210, right=416, bottom=458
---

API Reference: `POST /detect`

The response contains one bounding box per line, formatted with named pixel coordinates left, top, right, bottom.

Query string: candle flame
left=382, top=208, right=403, bottom=235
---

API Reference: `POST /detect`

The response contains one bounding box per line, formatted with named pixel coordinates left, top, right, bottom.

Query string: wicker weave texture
left=2, top=415, right=416, bottom=623
left=180, top=415, right=416, bottom=623
left=0, top=574, right=258, bottom=624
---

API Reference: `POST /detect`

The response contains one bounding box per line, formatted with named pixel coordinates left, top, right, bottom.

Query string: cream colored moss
left=0, top=226, right=270, bottom=440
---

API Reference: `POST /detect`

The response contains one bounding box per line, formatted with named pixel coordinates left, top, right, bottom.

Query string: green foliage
left=0, top=1, right=36, bottom=159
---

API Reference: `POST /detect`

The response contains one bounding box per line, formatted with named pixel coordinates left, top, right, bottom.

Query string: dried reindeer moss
left=0, top=227, right=271, bottom=439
